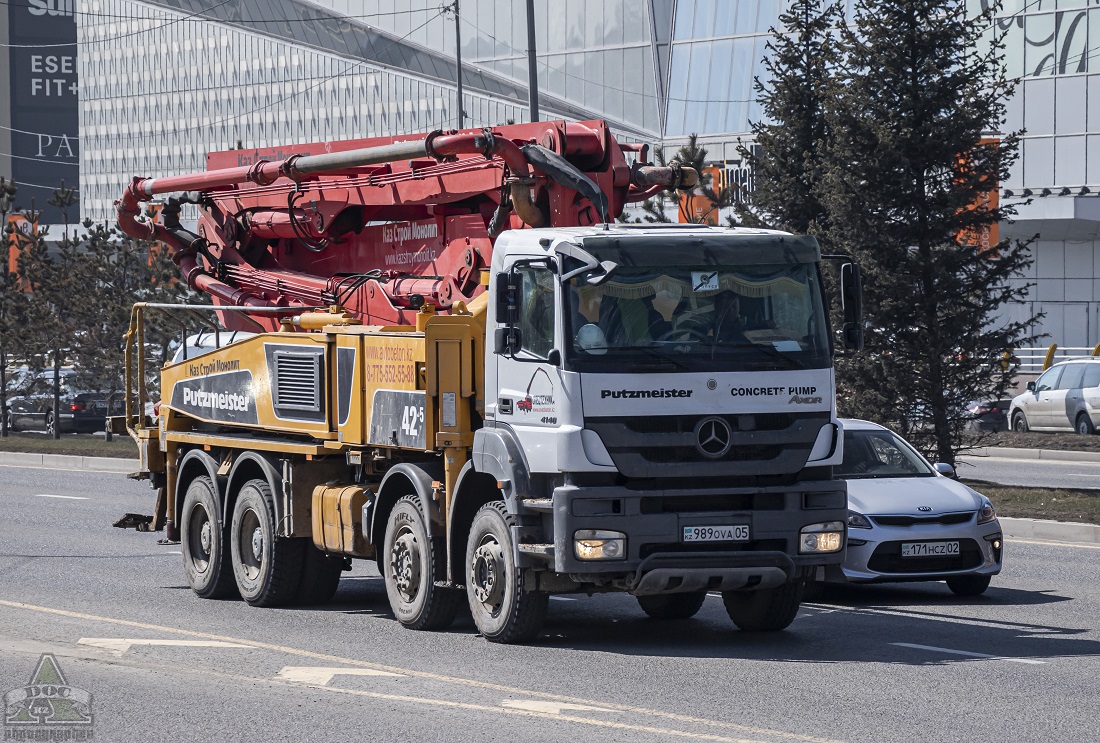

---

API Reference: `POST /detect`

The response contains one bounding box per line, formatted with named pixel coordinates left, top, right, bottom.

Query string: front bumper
left=827, top=518, right=1003, bottom=583
left=548, top=480, right=847, bottom=593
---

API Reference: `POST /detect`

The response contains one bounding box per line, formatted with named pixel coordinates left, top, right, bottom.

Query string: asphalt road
left=2, top=464, right=1099, bottom=742
left=957, top=454, right=1100, bottom=489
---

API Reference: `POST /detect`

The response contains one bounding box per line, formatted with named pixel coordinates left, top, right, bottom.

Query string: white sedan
left=819, top=419, right=1003, bottom=596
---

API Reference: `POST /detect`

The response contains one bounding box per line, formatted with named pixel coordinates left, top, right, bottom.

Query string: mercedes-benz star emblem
left=694, top=416, right=733, bottom=459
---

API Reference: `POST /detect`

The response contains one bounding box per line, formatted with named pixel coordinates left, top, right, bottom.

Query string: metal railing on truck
left=114, top=303, right=308, bottom=438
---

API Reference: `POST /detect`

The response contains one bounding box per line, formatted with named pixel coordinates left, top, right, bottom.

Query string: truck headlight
left=800, top=521, right=845, bottom=553
left=574, top=529, right=626, bottom=560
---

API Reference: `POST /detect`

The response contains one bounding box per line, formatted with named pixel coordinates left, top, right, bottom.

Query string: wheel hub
left=250, top=526, right=263, bottom=561
left=470, top=540, right=506, bottom=607
left=390, top=532, right=421, bottom=602
left=199, top=521, right=212, bottom=554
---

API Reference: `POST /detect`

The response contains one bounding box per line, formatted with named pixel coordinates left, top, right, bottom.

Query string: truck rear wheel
left=294, top=545, right=344, bottom=606
left=383, top=495, right=462, bottom=630
left=230, top=478, right=304, bottom=607
left=181, top=476, right=237, bottom=599
left=722, top=581, right=803, bottom=632
left=636, top=591, right=707, bottom=620
left=465, top=501, right=547, bottom=643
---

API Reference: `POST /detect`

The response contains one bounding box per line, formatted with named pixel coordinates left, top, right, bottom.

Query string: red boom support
left=116, top=120, right=697, bottom=330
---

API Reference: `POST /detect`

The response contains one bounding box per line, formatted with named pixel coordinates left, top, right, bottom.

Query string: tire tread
left=467, top=501, right=547, bottom=644
left=722, top=581, right=803, bottom=632
left=232, top=479, right=304, bottom=607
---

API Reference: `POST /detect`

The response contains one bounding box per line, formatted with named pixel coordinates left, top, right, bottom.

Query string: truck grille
left=640, top=539, right=788, bottom=558
left=586, top=412, right=830, bottom=479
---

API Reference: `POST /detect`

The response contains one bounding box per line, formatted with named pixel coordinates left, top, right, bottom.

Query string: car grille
left=867, top=539, right=983, bottom=573
left=586, top=411, right=830, bottom=479
left=870, top=512, right=975, bottom=527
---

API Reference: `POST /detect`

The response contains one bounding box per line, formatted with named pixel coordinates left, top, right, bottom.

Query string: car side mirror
left=933, top=462, right=957, bottom=479
left=1026, top=381, right=1036, bottom=392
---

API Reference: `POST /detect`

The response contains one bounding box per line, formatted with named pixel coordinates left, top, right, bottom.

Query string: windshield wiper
left=627, top=344, right=691, bottom=371
left=707, top=340, right=807, bottom=369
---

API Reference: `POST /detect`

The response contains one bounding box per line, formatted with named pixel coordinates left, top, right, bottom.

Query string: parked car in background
left=1009, top=359, right=1100, bottom=434
left=965, top=399, right=1012, bottom=432
left=6, top=370, right=124, bottom=434
left=816, top=419, right=1003, bottom=597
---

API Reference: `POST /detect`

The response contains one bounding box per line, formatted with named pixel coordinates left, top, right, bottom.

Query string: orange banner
left=957, top=137, right=1000, bottom=251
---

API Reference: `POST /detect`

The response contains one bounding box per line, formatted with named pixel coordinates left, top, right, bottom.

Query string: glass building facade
left=23, top=0, right=1097, bottom=348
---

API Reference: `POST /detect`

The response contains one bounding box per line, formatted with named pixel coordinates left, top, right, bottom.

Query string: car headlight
left=977, top=497, right=997, bottom=524
left=848, top=510, right=873, bottom=529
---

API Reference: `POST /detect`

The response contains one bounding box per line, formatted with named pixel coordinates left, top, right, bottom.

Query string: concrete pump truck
left=112, top=119, right=863, bottom=642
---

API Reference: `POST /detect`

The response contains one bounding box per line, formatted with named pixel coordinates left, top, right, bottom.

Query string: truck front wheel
left=383, top=495, right=461, bottom=630
left=636, top=591, right=707, bottom=620
left=181, top=476, right=237, bottom=599
left=722, top=580, right=803, bottom=632
left=230, top=478, right=304, bottom=607
left=465, top=502, right=547, bottom=643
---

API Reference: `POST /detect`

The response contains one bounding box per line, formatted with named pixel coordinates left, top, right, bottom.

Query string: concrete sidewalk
left=966, top=446, right=1100, bottom=463
left=999, top=516, right=1100, bottom=545
left=0, top=451, right=137, bottom=474
left=3, top=451, right=1100, bottom=547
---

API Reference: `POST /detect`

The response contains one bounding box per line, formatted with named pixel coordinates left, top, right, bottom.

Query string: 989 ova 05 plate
left=682, top=525, right=750, bottom=543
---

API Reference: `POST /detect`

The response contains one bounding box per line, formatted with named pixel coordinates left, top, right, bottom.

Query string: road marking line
left=891, top=642, right=1046, bottom=664
left=503, top=700, right=613, bottom=714
left=34, top=494, right=88, bottom=500
left=277, top=666, right=404, bottom=685
left=1009, top=538, right=1100, bottom=550
left=549, top=596, right=577, bottom=601
left=78, top=638, right=255, bottom=655
left=0, top=600, right=842, bottom=743
left=312, top=685, right=772, bottom=743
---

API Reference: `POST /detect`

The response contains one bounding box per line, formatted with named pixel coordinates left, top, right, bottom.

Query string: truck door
left=495, top=262, right=563, bottom=469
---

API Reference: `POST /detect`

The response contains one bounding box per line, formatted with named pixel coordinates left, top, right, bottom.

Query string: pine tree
left=16, top=210, right=89, bottom=439
left=0, top=178, right=22, bottom=436
left=820, top=0, right=1038, bottom=463
left=736, top=0, right=843, bottom=235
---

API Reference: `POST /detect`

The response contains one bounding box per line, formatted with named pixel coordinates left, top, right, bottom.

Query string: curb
left=999, top=516, right=1100, bottom=545
left=0, top=451, right=137, bottom=474
left=965, top=446, right=1100, bottom=463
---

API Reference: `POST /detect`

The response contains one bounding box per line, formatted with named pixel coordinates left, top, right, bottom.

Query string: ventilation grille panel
left=274, top=351, right=322, bottom=411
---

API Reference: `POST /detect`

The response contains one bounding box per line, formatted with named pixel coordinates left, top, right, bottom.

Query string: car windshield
left=836, top=429, right=935, bottom=479
left=564, top=257, right=830, bottom=373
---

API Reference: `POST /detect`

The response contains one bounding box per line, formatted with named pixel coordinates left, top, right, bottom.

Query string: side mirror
left=494, top=327, right=521, bottom=355
left=933, top=462, right=957, bottom=479
left=495, top=272, right=518, bottom=325
left=840, top=261, right=863, bottom=352
left=1026, top=381, right=1036, bottom=392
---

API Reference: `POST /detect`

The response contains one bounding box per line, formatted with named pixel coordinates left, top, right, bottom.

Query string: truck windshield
left=564, top=261, right=830, bottom=372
